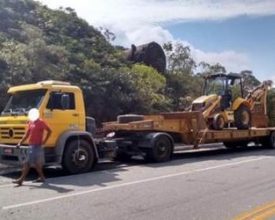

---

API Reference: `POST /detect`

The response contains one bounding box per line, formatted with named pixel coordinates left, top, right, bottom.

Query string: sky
left=36, top=0, right=275, bottom=82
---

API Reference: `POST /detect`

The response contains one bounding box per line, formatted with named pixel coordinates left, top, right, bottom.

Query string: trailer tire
left=117, top=114, right=144, bottom=124
left=261, top=131, right=275, bottom=149
left=146, top=135, right=172, bottom=162
left=234, top=104, right=251, bottom=130
left=62, top=139, right=95, bottom=174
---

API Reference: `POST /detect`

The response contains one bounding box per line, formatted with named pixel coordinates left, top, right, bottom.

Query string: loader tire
left=213, top=114, right=225, bottom=130
left=117, top=114, right=144, bottom=124
left=234, top=104, right=251, bottom=130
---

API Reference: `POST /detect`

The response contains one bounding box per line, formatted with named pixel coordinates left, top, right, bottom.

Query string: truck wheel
left=62, top=139, right=95, bottom=174
left=261, top=131, right=275, bottom=149
left=117, top=114, right=144, bottom=124
left=146, top=135, right=172, bottom=162
left=234, top=104, right=251, bottom=130
left=213, top=114, right=225, bottom=130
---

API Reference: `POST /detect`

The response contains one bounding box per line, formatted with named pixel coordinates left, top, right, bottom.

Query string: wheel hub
left=72, top=149, right=88, bottom=167
left=157, top=142, right=167, bottom=157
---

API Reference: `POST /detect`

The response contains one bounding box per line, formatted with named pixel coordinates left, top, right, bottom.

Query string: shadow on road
left=141, top=145, right=275, bottom=169
left=28, top=182, right=75, bottom=193
left=1, top=145, right=274, bottom=189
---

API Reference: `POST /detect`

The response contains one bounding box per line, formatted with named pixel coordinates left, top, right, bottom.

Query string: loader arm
left=201, top=96, right=222, bottom=119
left=245, top=81, right=269, bottom=115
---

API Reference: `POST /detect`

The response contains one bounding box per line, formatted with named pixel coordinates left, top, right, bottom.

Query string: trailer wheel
left=146, top=135, right=172, bottom=162
left=261, top=131, right=275, bottom=149
left=62, top=139, right=95, bottom=174
left=234, top=104, right=251, bottom=130
left=213, top=114, right=225, bottom=130
left=117, top=114, right=144, bottom=124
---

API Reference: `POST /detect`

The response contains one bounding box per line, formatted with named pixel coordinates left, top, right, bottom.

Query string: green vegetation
left=0, top=0, right=274, bottom=125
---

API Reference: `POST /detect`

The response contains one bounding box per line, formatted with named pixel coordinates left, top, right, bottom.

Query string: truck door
left=42, top=91, right=82, bottom=146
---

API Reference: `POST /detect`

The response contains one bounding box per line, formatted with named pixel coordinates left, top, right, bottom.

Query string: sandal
left=12, top=180, right=23, bottom=186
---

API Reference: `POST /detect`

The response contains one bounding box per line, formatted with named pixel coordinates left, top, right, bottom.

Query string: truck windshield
left=205, top=76, right=226, bottom=96
left=1, top=89, right=47, bottom=116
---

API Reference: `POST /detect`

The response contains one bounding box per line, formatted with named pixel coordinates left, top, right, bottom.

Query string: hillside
left=0, top=0, right=125, bottom=83
left=0, top=0, right=273, bottom=125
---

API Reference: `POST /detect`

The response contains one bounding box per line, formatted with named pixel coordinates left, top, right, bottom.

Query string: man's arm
left=17, top=129, right=30, bottom=147
left=42, top=126, right=52, bottom=146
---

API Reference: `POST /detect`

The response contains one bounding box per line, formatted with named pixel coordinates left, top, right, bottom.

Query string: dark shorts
left=26, top=145, right=43, bottom=165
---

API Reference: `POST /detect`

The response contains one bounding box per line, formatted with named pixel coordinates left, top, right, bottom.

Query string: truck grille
left=0, top=127, right=26, bottom=140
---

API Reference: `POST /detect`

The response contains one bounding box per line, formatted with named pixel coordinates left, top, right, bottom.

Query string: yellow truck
left=0, top=80, right=116, bottom=174
left=0, top=76, right=274, bottom=174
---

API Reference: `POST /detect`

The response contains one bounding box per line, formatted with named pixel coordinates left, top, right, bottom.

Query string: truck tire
left=117, top=114, right=144, bottom=124
left=146, top=135, right=172, bottom=162
left=62, top=139, right=95, bottom=174
left=234, top=104, right=251, bottom=130
left=261, top=131, right=275, bottom=149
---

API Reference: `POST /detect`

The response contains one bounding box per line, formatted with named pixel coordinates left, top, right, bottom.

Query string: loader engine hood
left=191, top=94, right=219, bottom=111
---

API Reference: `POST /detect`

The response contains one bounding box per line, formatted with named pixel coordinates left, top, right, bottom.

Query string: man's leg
left=13, top=146, right=33, bottom=186
left=33, top=147, right=45, bottom=182
left=12, top=162, right=30, bottom=185
left=33, top=161, right=45, bottom=182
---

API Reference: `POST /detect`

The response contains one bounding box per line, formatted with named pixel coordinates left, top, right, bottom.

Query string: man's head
left=28, top=108, right=40, bottom=122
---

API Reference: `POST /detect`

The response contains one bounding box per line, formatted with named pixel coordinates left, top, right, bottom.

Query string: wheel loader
left=191, top=73, right=251, bottom=130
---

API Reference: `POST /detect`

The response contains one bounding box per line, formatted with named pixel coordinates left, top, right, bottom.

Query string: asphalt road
left=1, top=145, right=275, bottom=220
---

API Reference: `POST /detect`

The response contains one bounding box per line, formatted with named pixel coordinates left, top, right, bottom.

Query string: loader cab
left=203, top=73, right=244, bottom=109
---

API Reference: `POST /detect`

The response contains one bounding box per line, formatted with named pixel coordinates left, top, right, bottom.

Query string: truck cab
left=0, top=80, right=115, bottom=174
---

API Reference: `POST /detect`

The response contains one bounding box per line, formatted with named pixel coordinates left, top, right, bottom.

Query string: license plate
left=4, top=148, right=13, bottom=154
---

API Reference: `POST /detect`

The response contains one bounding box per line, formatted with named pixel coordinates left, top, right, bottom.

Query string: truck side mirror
left=61, top=94, right=70, bottom=109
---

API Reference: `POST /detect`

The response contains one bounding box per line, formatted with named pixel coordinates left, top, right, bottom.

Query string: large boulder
left=125, top=42, right=166, bottom=74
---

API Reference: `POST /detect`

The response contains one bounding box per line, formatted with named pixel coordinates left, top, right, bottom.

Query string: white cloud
left=36, top=0, right=273, bottom=72
left=37, top=0, right=275, bottom=25
left=192, top=49, right=249, bottom=72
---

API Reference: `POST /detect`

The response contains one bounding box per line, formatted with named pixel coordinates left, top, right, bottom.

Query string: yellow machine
left=191, top=73, right=252, bottom=130
left=99, top=75, right=273, bottom=160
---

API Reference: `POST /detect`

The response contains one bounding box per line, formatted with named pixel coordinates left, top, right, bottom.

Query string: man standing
left=13, top=108, right=52, bottom=186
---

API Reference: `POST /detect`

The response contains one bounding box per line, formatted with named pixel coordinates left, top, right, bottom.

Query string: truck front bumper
left=0, top=144, right=29, bottom=166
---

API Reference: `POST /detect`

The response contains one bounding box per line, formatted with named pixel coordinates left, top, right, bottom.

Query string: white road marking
left=2, top=156, right=271, bottom=210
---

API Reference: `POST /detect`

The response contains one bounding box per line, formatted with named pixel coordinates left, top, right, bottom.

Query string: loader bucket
left=161, top=111, right=207, bottom=145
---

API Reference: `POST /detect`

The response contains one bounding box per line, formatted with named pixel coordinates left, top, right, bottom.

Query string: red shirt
left=28, top=119, right=49, bottom=145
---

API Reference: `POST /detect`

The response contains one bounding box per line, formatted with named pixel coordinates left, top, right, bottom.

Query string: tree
left=163, top=42, right=198, bottom=110
left=240, top=70, right=261, bottom=94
